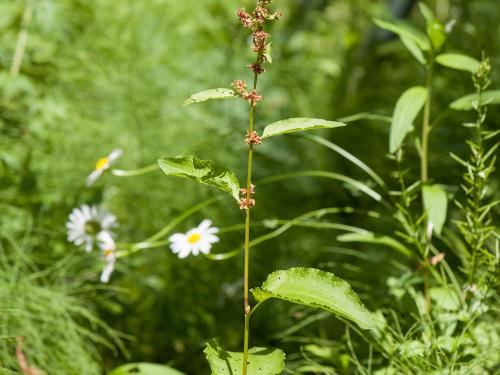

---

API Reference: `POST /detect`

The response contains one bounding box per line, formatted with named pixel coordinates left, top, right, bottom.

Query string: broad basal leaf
left=450, top=90, right=500, bottom=110
left=422, top=184, right=448, bottom=235
left=337, top=232, right=412, bottom=258
left=158, top=155, right=240, bottom=201
left=436, top=53, right=480, bottom=73
left=389, top=86, right=427, bottom=153
left=204, top=340, right=285, bottom=375
left=108, top=363, right=185, bottom=375
left=373, top=19, right=430, bottom=51
left=252, top=267, right=375, bottom=329
left=183, top=88, right=236, bottom=106
left=262, top=118, right=345, bottom=139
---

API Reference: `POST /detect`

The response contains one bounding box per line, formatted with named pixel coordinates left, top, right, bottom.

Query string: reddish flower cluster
left=232, top=81, right=263, bottom=107
left=252, top=30, right=269, bottom=52
left=245, top=130, right=262, bottom=146
left=239, top=184, right=256, bottom=210
left=235, top=0, right=281, bottom=77
left=244, top=90, right=263, bottom=107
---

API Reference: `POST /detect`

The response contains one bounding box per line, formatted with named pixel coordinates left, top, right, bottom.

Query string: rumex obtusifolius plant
left=66, top=1, right=375, bottom=374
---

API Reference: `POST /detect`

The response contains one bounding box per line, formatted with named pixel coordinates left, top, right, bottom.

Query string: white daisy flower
left=86, top=149, right=123, bottom=186
left=168, top=219, right=219, bottom=258
left=98, top=231, right=117, bottom=283
left=66, top=204, right=118, bottom=252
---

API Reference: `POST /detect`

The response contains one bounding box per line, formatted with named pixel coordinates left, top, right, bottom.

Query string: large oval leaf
left=389, top=86, right=428, bottom=153
left=204, top=340, right=285, bottom=375
left=450, top=90, right=500, bottom=110
left=183, top=88, right=236, bottom=106
left=252, top=267, right=375, bottom=329
left=436, top=53, right=480, bottom=73
left=158, top=155, right=240, bottom=201
left=422, top=184, right=448, bottom=235
left=262, top=118, right=345, bottom=139
left=108, top=363, right=185, bottom=375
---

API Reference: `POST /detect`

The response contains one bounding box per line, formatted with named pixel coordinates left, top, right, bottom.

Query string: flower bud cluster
left=244, top=130, right=262, bottom=146
left=231, top=81, right=263, bottom=107
left=239, top=184, right=256, bottom=210
left=235, top=0, right=281, bottom=77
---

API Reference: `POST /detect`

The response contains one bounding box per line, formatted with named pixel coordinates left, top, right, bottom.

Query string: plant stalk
left=10, top=5, right=33, bottom=77
left=420, top=53, right=434, bottom=183
left=242, top=70, right=259, bottom=375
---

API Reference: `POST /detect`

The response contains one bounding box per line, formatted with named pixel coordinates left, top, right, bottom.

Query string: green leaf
left=183, top=88, right=236, bottom=106
left=158, top=155, right=240, bottom=201
left=400, top=35, right=426, bottom=64
left=374, top=19, right=430, bottom=51
left=389, top=86, right=428, bottom=153
left=427, top=21, right=446, bottom=50
left=262, top=118, right=345, bottom=139
left=204, top=340, right=285, bottom=375
left=436, top=53, right=480, bottom=73
left=422, top=184, right=448, bottom=234
left=337, top=232, right=412, bottom=258
left=429, top=288, right=461, bottom=311
left=252, top=267, right=375, bottom=329
left=418, top=2, right=435, bottom=24
left=450, top=90, right=500, bottom=110
left=108, top=363, right=185, bottom=375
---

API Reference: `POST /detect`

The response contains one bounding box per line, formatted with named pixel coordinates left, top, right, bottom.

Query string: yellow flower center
left=104, top=249, right=114, bottom=257
left=95, top=157, right=109, bottom=171
left=187, top=233, right=201, bottom=244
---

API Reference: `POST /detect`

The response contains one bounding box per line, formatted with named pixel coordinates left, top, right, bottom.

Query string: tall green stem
left=420, top=53, right=434, bottom=183
left=10, top=5, right=33, bottom=77
left=242, top=70, right=259, bottom=375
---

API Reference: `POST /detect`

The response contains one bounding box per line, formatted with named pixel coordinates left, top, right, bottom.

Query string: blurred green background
left=0, top=0, right=498, bottom=373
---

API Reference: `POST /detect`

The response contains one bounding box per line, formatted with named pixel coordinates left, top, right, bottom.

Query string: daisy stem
left=242, top=66, right=259, bottom=375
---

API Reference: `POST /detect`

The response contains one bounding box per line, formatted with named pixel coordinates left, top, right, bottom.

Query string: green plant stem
left=10, top=4, right=33, bottom=77
left=420, top=55, right=434, bottom=183
left=242, top=66, right=259, bottom=375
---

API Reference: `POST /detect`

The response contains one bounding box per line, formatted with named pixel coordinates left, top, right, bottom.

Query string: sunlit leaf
left=204, top=340, right=285, bottom=375
left=158, top=155, right=240, bottom=201
left=374, top=19, right=430, bottom=50
left=450, top=90, right=500, bottom=110
left=422, top=184, right=448, bottom=234
left=436, top=53, right=480, bottom=73
left=389, top=86, right=427, bottom=153
left=252, top=267, right=375, bottom=329
left=262, top=118, right=345, bottom=139
left=337, top=232, right=412, bottom=258
left=182, top=88, right=236, bottom=106
left=108, top=363, right=185, bottom=375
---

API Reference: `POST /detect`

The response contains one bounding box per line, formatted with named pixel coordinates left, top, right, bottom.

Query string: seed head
left=236, top=8, right=255, bottom=28
left=252, top=30, right=269, bottom=52
left=247, top=63, right=265, bottom=75
left=244, top=90, right=263, bottom=107
left=232, top=80, right=248, bottom=96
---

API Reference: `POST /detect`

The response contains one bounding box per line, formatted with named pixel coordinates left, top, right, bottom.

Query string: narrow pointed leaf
left=108, top=363, right=185, bottom=375
left=158, top=155, right=240, bottom=201
left=450, top=90, right=500, bottom=110
left=204, top=340, right=285, bottom=375
left=252, top=267, right=375, bottom=329
left=389, top=86, right=427, bottom=153
left=401, top=35, right=426, bottom=64
left=374, top=19, right=430, bottom=50
left=436, top=53, right=480, bottom=73
left=423, top=184, right=448, bottom=234
left=418, top=3, right=435, bottom=24
left=183, top=88, right=236, bottom=106
left=337, top=232, right=412, bottom=258
left=262, top=118, right=345, bottom=139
